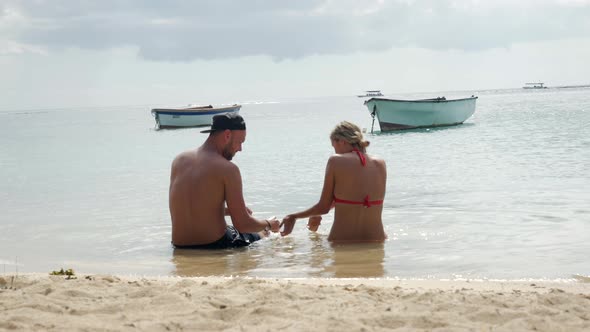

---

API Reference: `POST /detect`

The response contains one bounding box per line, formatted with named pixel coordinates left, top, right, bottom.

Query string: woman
left=281, top=121, right=387, bottom=243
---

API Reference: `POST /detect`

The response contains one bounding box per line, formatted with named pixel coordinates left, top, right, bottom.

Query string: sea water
left=1, top=87, right=589, bottom=279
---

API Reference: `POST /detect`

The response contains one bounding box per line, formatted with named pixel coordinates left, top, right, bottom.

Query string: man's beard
left=222, top=144, right=235, bottom=161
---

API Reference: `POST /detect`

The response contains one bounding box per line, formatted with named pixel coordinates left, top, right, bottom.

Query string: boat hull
left=357, top=94, right=383, bottom=98
left=151, top=105, right=241, bottom=129
left=364, top=97, right=477, bottom=131
left=523, top=83, right=547, bottom=89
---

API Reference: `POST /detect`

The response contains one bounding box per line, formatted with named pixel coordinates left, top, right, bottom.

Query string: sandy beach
left=1, top=274, right=589, bottom=331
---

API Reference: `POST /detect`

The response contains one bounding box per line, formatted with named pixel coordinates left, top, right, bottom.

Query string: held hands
left=266, top=216, right=281, bottom=233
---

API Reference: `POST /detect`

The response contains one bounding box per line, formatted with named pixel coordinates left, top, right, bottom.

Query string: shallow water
left=1, top=87, right=589, bottom=279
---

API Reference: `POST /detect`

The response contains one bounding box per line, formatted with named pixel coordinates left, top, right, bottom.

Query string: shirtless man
left=169, top=113, right=280, bottom=249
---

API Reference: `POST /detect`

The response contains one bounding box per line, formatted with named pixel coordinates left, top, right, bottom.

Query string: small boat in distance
left=151, top=104, right=241, bottom=129
left=364, top=96, right=477, bottom=132
left=357, top=90, right=384, bottom=98
left=523, top=82, right=548, bottom=89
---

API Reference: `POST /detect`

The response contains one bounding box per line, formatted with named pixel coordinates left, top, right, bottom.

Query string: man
left=169, top=113, right=280, bottom=249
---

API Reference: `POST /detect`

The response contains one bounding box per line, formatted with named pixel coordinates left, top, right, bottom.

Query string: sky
left=1, top=0, right=590, bottom=110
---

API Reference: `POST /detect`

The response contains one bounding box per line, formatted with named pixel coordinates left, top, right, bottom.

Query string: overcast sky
left=1, top=0, right=589, bottom=110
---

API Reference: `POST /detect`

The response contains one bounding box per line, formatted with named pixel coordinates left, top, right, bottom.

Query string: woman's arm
left=281, top=157, right=336, bottom=236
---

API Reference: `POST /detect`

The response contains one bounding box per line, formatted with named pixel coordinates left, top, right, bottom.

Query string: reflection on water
left=323, top=242, right=385, bottom=278
left=172, top=248, right=260, bottom=277
left=373, top=122, right=476, bottom=136
left=171, top=235, right=385, bottom=278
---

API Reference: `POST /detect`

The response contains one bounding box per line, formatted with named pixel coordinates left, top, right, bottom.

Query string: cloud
left=2, top=0, right=589, bottom=61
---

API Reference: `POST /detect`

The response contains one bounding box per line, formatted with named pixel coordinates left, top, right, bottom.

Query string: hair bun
left=330, top=121, right=369, bottom=152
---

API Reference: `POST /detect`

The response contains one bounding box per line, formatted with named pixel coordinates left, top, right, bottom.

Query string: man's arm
left=224, top=163, right=279, bottom=232
left=225, top=206, right=252, bottom=216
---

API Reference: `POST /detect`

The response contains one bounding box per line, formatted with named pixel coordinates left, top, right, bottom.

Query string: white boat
left=151, top=104, right=241, bottom=129
left=364, top=96, right=477, bottom=131
left=523, top=82, right=547, bottom=89
left=357, top=90, right=384, bottom=98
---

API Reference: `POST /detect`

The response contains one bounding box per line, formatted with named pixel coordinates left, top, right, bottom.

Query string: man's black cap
left=200, top=113, right=246, bottom=133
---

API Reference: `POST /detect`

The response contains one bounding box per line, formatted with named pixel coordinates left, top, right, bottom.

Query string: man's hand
left=266, top=216, right=281, bottom=233
left=280, top=215, right=296, bottom=237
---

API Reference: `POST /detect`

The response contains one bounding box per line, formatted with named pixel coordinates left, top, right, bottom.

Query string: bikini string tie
left=352, top=148, right=366, bottom=166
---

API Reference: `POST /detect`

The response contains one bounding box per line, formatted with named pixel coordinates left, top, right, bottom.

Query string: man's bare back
left=169, top=114, right=280, bottom=248
left=170, top=147, right=234, bottom=245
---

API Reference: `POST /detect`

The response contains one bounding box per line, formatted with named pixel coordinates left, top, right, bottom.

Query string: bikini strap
left=352, top=148, right=366, bottom=166
left=333, top=195, right=384, bottom=208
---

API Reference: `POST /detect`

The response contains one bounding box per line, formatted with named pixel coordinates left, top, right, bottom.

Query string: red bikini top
left=333, top=148, right=383, bottom=208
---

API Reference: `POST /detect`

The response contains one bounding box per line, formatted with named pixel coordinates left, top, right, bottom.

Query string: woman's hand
left=307, top=216, right=322, bottom=232
left=280, top=215, right=296, bottom=237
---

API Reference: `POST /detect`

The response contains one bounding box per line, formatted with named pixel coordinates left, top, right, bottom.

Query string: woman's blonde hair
left=330, top=121, right=370, bottom=153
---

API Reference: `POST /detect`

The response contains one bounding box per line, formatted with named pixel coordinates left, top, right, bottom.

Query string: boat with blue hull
left=151, top=104, right=241, bottom=129
left=364, top=96, right=477, bottom=132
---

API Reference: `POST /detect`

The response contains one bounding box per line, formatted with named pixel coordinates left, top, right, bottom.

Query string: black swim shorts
left=173, top=225, right=262, bottom=249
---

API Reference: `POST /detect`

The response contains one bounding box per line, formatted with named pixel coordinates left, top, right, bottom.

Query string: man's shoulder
left=172, top=149, right=199, bottom=164
left=196, top=150, right=239, bottom=172
left=221, top=160, right=240, bottom=174
left=172, top=150, right=192, bottom=165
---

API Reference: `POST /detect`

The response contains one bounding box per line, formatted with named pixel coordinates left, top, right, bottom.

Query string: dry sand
left=1, top=274, right=589, bottom=331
